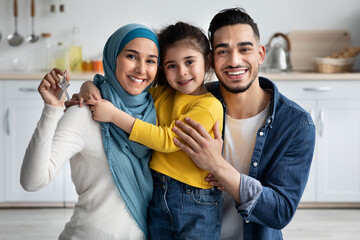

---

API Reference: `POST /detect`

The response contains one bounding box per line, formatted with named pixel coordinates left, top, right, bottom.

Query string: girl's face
left=163, top=42, right=207, bottom=96
left=115, top=38, right=159, bottom=96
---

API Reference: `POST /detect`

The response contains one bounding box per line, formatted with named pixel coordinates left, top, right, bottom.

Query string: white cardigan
left=21, top=104, right=144, bottom=240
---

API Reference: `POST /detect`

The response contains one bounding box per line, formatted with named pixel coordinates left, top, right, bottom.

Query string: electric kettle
left=263, top=32, right=291, bottom=72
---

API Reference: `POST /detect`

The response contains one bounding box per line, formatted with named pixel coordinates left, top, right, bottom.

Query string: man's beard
left=220, top=76, right=256, bottom=93
left=217, top=67, right=258, bottom=94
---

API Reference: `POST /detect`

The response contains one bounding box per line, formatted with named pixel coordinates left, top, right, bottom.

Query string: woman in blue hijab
left=21, top=24, right=159, bottom=239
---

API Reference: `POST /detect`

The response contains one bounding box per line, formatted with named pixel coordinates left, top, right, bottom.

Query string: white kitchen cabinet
left=275, top=80, right=360, bottom=203
left=1, top=80, right=83, bottom=204
left=0, top=81, right=4, bottom=203
left=316, top=100, right=360, bottom=202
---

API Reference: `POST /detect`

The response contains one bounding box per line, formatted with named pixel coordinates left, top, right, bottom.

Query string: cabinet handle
left=303, top=87, right=331, bottom=92
left=309, top=109, right=316, bottom=122
left=6, top=108, right=10, bottom=136
left=19, top=87, right=37, bottom=92
left=319, top=110, right=325, bottom=137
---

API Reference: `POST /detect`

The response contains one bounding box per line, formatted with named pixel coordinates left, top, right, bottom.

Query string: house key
left=58, top=72, right=70, bottom=101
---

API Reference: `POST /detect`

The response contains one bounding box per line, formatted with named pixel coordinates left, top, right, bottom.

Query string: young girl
left=81, top=22, right=223, bottom=239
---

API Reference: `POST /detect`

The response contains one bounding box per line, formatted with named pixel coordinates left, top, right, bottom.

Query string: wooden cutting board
left=288, top=30, right=351, bottom=71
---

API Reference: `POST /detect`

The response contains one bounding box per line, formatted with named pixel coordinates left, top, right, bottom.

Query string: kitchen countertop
left=1, top=71, right=360, bottom=81
left=261, top=71, right=360, bottom=81
left=0, top=72, right=97, bottom=81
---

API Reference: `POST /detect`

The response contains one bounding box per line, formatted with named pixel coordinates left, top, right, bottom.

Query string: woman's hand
left=38, top=68, right=69, bottom=108
left=88, top=99, right=117, bottom=122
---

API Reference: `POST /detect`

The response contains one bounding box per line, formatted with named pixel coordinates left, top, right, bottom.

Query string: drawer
left=4, top=80, right=84, bottom=99
left=274, top=80, right=360, bottom=100
left=4, top=80, right=40, bottom=99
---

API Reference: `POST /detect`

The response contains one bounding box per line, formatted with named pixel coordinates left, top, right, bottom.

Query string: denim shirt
left=207, top=77, right=316, bottom=240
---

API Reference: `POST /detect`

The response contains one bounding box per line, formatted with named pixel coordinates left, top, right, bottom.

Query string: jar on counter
left=82, top=60, right=93, bottom=72
left=92, top=60, right=104, bottom=73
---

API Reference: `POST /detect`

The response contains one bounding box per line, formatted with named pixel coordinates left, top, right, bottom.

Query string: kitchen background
left=0, top=0, right=360, bottom=72
left=1, top=1, right=360, bottom=239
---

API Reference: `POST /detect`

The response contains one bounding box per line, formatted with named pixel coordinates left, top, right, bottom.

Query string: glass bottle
left=69, top=26, right=82, bottom=72
left=41, top=33, right=54, bottom=71
left=55, top=42, right=69, bottom=70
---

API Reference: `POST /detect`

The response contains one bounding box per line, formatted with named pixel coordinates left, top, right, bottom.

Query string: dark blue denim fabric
left=208, top=77, right=316, bottom=240
left=148, top=171, right=223, bottom=240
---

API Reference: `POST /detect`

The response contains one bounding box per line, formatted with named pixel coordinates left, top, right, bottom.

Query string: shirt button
left=259, top=131, right=264, bottom=136
left=253, top=162, right=258, bottom=167
left=245, top=220, right=250, bottom=223
left=267, top=119, right=271, bottom=124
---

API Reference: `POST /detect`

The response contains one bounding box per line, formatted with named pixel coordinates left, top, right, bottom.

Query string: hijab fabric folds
left=93, top=24, right=159, bottom=235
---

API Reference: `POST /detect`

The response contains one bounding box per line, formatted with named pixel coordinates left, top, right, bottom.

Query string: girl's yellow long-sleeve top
left=129, top=85, right=223, bottom=189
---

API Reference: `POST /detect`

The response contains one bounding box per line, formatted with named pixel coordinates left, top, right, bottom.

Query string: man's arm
left=173, top=116, right=315, bottom=229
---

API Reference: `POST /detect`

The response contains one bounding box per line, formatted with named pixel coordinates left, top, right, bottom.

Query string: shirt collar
left=209, top=76, right=278, bottom=129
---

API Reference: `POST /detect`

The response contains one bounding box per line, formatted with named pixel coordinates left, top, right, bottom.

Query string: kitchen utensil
left=26, top=0, right=39, bottom=43
left=288, top=30, right=351, bottom=71
left=7, top=0, right=23, bottom=46
left=263, top=32, right=291, bottom=72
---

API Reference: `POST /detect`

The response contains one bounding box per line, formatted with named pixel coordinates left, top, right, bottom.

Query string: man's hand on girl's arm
left=172, top=118, right=223, bottom=173
left=172, top=117, right=241, bottom=203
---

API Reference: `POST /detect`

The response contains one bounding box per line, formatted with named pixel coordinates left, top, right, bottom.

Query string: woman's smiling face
left=115, top=37, right=159, bottom=95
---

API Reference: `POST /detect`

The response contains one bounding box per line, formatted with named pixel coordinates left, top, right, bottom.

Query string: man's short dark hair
left=208, top=7, right=260, bottom=48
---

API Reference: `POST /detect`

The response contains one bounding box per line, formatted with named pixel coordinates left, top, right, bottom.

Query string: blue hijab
left=93, top=24, right=159, bottom=235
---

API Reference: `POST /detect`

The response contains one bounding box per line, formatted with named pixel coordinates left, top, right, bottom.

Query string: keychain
left=58, top=72, right=70, bottom=101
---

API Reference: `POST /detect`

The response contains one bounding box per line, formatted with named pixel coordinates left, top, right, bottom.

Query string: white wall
left=0, top=0, right=360, bottom=72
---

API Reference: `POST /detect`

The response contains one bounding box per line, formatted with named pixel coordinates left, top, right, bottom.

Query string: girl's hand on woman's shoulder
left=88, top=99, right=117, bottom=123
left=64, top=81, right=102, bottom=110
left=79, top=81, right=102, bottom=107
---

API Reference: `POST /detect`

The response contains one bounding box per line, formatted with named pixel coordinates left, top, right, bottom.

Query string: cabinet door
left=0, top=82, right=4, bottom=202
left=3, top=80, right=83, bottom=203
left=317, top=100, right=360, bottom=202
left=3, top=81, right=65, bottom=201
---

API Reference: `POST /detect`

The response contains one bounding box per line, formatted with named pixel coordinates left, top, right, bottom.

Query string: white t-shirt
left=221, top=104, right=270, bottom=240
